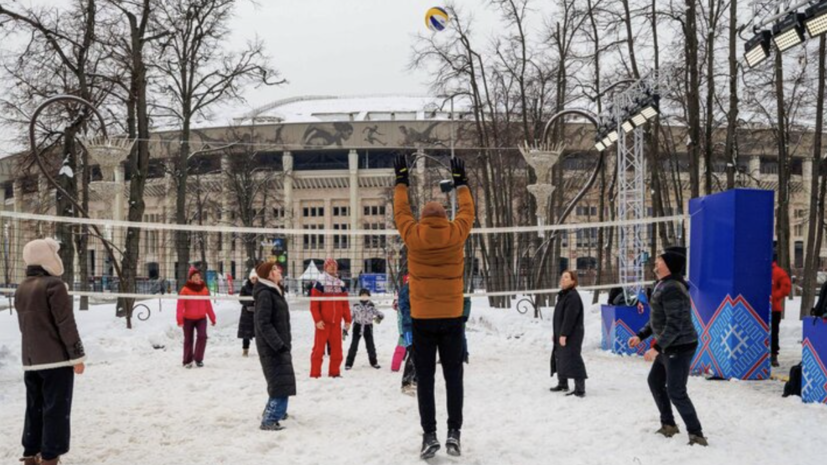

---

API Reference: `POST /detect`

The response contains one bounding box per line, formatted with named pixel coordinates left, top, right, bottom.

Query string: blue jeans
left=262, top=397, right=289, bottom=426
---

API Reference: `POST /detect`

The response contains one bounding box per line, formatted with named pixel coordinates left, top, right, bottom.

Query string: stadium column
left=415, top=148, right=426, bottom=204
left=221, top=154, right=232, bottom=277
left=749, top=156, right=761, bottom=187
left=283, top=151, right=294, bottom=277
left=803, top=157, right=813, bottom=199
left=349, top=149, right=359, bottom=276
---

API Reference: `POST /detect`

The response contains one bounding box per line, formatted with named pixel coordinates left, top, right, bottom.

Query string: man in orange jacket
left=394, top=155, right=474, bottom=459
left=310, top=258, right=352, bottom=378
left=771, top=261, right=792, bottom=367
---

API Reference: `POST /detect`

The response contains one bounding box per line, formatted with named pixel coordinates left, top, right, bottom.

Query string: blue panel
left=601, top=305, right=651, bottom=356
left=802, top=317, right=827, bottom=404
left=688, top=189, right=774, bottom=380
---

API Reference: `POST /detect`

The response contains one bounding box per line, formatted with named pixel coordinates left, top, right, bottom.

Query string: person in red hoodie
left=177, top=267, right=217, bottom=368
left=310, top=258, right=352, bottom=378
left=771, top=261, right=792, bottom=367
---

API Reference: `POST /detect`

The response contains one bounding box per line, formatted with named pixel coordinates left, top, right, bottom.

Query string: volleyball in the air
left=425, top=7, right=450, bottom=32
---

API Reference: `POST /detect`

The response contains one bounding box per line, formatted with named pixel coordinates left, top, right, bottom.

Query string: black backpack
left=782, top=363, right=802, bottom=398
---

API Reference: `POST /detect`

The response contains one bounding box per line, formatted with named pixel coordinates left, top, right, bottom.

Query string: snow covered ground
left=1, top=293, right=826, bottom=465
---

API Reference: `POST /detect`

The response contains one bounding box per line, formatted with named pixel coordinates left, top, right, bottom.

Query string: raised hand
left=451, top=157, right=468, bottom=187
left=394, top=155, right=410, bottom=186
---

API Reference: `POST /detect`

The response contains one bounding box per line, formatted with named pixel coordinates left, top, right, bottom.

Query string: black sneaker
left=420, top=432, right=440, bottom=460
left=260, top=422, right=284, bottom=431
left=446, top=429, right=461, bottom=457
left=196, top=361, right=204, bottom=368
left=549, top=384, right=569, bottom=392
left=371, top=363, right=381, bottom=369
left=282, top=413, right=289, bottom=421
left=345, top=365, right=353, bottom=371
left=566, top=391, right=585, bottom=398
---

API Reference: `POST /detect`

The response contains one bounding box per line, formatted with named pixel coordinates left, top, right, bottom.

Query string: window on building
left=334, top=224, right=349, bottom=249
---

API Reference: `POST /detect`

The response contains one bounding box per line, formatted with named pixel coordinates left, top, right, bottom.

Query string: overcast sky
left=229, top=0, right=500, bottom=108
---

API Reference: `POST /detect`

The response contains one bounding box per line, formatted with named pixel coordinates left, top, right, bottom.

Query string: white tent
left=299, top=261, right=322, bottom=281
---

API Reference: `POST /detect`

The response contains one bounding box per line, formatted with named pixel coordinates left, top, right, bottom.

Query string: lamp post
left=516, top=108, right=602, bottom=317
left=28, top=95, right=130, bottom=316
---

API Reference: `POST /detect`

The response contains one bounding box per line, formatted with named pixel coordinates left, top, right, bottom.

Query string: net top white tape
left=0, top=210, right=685, bottom=237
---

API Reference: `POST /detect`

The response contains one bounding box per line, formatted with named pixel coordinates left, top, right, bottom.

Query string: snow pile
left=0, top=294, right=825, bottom=464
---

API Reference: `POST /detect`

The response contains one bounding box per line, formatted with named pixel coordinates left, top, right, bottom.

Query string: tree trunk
left=56, top=125, right=80, bottom=291
left=775, top=52, right=791, bottom=273
left=801, top=36, right=826, bottom=318
left=686, top=0, right=701, bottom=199
left=724, top=0, right=739, bottom=191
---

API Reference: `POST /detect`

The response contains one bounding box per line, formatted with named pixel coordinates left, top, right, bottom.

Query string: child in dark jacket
left=346, top=289, right=385, bottom=370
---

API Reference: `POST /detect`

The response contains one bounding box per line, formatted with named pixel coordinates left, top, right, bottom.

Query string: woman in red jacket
left=177, top=267, right=217, bottom=368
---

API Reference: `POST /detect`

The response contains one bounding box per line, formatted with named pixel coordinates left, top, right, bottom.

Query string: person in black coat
left=238, top=268, right=258, bottom=357
left=254, top=261, right=296, bottom=431
left=549, top=270, right=588, bottom=397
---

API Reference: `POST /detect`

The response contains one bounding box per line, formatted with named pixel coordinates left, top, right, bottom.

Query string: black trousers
left=402, top=346, right=417, bottom=387
left=648, top=351, right=703, bottom=436
left=243, top=338, right=251, bottom=350
left=413, top=317, right=464, bottom=434
left=771, top=311, right=782, bottom=357
left=22, top=367, right=75, bottom=461
left=346, top=323, right=378, bottom=366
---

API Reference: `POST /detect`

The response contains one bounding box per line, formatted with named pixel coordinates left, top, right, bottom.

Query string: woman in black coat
left=238, top=269, right=258, bottom=356
left=254, top=262, right=296, bottom=431
left=550, top=270, right=588, bottom=397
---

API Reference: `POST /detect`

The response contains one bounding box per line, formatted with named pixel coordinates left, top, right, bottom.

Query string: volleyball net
left=0, top=210, right=685, bottom=307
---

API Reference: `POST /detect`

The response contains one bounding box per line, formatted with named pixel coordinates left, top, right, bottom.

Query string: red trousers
left=311, top=324, right=343, bottom=377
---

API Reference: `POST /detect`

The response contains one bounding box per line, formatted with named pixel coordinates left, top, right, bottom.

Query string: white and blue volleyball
left=425, top=7, right=450, bottom=32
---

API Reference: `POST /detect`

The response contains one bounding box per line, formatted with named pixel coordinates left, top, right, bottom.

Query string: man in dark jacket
left=15, top=238, right=86, bottom=465
left=629, top=247, right=707, bottom=447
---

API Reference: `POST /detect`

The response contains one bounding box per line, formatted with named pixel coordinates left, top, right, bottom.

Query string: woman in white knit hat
left=15, top=238, right=86, bottom=465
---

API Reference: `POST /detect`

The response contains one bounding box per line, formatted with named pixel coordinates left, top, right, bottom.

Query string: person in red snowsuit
left=310, top=258, right=352, bottom=378
left=770, top=261, right=792, bottom=367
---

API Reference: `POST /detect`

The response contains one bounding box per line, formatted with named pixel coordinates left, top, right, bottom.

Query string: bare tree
left=152, top=0, right=282, bottom=289
left=0, top=0, right=110, bottom=294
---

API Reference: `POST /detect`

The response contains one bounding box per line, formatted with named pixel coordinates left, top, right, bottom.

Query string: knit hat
left=256, top=261, right=276, bottom=280
left=359, top=288, right=371, bottom=296
left=421, top=201, right=447, bottom=219
left=188, top=266, right=201, bottom=280
left=660, top=246, right=687, bottom=276
left=249, top=268, right=258, bottom=280
left=22, top=238, right=64, bottom=277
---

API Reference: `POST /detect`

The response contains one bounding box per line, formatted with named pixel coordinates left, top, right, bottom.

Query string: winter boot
left=420, top=432, right=441, bottom=460
left=243, top=349, right=249, bottom=357
left=446, top=429, right=461, bottom=457
left=41, top=459, right=59, bottom=465
left=260, top=422, right=285, bottom=431
left=771, top=355, right=779, bottom=367
left=196, top=361, right=204, bottom=368
left=345, top=365, right=353, bottom=371
left=549, top=383, right=569, bottom=392
left=656, top=424, right=680, bottom=438
left=371, top=363, right=382, bottom=369
left=566, top=379, right=586, bottom=397
left=19, top=456, right=39, bottom=465
left=688, top=434, right=709, bottom=446
left=565, top=390, right=586, bottom=398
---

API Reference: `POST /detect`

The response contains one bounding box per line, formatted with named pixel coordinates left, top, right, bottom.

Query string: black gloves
left=394, top=155, right=410, bottom=186
left=451, top=157, right=468, bottom=188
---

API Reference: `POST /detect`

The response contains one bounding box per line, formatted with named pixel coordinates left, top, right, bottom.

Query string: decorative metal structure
left=519, top=142, right=565, bottom=238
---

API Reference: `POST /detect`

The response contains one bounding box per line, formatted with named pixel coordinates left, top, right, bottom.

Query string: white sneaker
left=184, top=362, right=193, bottom=369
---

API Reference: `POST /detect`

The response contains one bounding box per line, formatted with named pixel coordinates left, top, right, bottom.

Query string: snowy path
left=1, top=295, right=826, bottom=464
